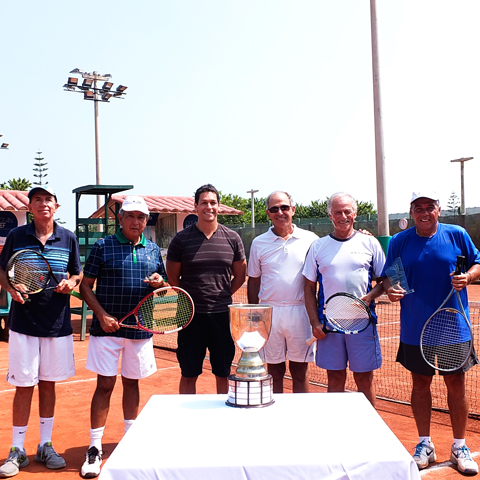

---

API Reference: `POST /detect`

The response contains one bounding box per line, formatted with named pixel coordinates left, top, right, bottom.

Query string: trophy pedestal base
left=226, top=374, right=274, bottom=408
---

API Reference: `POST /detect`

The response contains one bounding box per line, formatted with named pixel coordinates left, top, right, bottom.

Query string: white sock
left=419, top=436, right=432, bottom=445
left=89, top=427, right=105, bottom=451
left=124, top=419, right=135, bottom=434
left=39, top=417, right=54, bottom=446
left=453, top=438, right=466, bottom=448
left=12, top=426, right=28, bottom=450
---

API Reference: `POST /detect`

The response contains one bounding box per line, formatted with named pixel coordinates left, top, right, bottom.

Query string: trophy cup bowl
left=226, top=304, right=274, bottom=408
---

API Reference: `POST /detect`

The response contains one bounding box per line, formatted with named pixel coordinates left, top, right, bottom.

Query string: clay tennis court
left=1, top=285, right=480, bottom=479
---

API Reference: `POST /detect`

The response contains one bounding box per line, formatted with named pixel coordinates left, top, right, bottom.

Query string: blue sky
left=1, top=1, right=479, bottom=230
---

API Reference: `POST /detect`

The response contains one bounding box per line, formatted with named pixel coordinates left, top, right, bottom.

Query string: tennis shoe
left=413, top=440, right=436, bottom=470
left=450, top=444, right=479, bottom=475
left=81, top=446, right=103, bottom=478
left=0, top=447, right=29, bottom=477
left=34, top=442, right=65, bottom=469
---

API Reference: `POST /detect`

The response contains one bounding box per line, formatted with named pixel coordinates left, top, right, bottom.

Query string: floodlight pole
left=247, top=189, right=259, bottom=228
left=370, top=0, right=389, bottom=238
left=94, top=85, right=101, bottom=202
left=64, top=69, right=127, bottom=210
left=450, top=157, right=473, bottom=215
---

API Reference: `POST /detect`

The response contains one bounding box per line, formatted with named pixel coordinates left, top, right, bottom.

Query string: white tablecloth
left=99, top=392, right=419, bottom=480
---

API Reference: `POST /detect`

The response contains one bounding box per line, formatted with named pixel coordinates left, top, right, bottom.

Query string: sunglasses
left=268, top=205, right=291, bottom=213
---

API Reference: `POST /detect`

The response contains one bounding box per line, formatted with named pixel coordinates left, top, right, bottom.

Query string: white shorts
left=86, top=336, right=157, bottom=379
left=260, top=305, right=314, bottom=364
left=7, top=331, right=75, bottom=387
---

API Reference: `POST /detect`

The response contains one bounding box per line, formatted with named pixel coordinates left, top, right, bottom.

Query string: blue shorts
left=315, top=323, right=382, bottom=372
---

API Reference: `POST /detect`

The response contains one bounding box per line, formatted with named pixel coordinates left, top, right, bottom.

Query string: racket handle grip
left=306, top=336, right=317, bottom=346
left=455, top=255, right=465, bottom=275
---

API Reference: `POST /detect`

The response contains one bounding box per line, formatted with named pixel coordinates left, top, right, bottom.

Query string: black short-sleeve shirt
left=167, top=223, right=245, bottom=313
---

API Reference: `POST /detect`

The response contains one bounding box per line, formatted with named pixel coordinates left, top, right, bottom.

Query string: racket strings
left=422, top=309, right=472, bottom=371
left=137, top=290, right=193, bottom=333
left=326, top=297, right=370, bottom=332
left=8, top=253, right=50, bottom=294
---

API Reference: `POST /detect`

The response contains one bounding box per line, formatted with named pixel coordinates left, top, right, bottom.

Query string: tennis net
left=153, top=284, right=480, bottom=417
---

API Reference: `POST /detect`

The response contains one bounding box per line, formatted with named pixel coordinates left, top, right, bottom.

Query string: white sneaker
left=0, top=448, right=29, bottom=478
left=451, top=444, right=478, bottom=475
left=413, top=440, right=436, bottom=470
left=80, top=447, right=102, bottom=479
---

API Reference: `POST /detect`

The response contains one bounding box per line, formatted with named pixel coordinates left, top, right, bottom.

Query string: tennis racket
left=6, top=249, right=82, bottom=299
left=420, top=255, right=473, bottom=372
left=306, top=292, right=372, bottom=346
left=90, top=286, right=194, bottom=335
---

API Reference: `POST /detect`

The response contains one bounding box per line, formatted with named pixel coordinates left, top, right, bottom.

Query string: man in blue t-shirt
left=0, top=186, right=82, bottom=477
left=383, top=190, right=480, bottom=475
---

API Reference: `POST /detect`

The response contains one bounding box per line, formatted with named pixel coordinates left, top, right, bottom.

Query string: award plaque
left=385, top=257, right=414, bottom=295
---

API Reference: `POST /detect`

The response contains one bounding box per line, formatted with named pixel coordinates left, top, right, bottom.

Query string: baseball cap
left=28, top=186, right=57, bottom=202
left=410, top=190, right=439, bottom=204
left=121, top=195, right=149, bottom=215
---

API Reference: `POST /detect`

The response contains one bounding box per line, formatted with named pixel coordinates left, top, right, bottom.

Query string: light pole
left=246, top=189, right=259, bottom=228
left=63, top=69, right=127, bottom=209
left=450, top=157, right=473, bottom=215
left=370, top=0, right=389, bottom=244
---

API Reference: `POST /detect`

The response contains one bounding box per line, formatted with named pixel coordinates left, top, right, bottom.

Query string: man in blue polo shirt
left=0, top=186, right=82, bottom=478
left=80, top=196, right=166, bottom=479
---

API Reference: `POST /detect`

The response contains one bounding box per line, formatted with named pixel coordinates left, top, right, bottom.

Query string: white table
left=99, top=393, right=419, bottom=480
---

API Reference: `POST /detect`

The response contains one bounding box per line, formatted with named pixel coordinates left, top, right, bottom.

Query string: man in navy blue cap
left=0, top=186, right=82, bottom=477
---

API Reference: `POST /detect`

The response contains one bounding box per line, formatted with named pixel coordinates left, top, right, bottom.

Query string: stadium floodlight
left=101, top=82, right=113, bottom=92
left=63, top=69, right=128, bottom=209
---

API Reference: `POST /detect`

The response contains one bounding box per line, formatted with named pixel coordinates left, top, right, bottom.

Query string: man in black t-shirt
left=167, top=184, right=246, bottom=394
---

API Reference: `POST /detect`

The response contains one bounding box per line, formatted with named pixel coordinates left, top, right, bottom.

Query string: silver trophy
left=226, top=304, right=274, bottom=408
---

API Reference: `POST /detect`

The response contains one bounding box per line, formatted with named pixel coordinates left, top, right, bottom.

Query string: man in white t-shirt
left=248, top=191, right=318, bottom=393
left=303, top=192, right=385, bottom=406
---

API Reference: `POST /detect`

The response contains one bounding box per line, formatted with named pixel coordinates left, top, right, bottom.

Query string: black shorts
left=176, top=311, right=235, bottom=378
left=396, top=341, right=478, bottom=376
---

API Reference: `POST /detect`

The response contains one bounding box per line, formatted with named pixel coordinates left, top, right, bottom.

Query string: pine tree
left=33, top=151, right=48, bottom=186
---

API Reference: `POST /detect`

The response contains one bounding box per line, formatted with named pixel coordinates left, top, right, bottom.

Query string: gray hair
left=327, top=192, right=357, bottom=215
left=266, top=191, right=295, bottom=209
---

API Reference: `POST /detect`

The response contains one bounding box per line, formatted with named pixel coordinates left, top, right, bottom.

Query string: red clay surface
left=1, top=287, right=480, bottom=479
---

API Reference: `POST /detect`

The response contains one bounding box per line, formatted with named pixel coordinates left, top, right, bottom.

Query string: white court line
left=0, top=365, right=180, bottom=395
left=379, top=336, right=400, bottom=341
left=419, top=451, right=480, bottom=477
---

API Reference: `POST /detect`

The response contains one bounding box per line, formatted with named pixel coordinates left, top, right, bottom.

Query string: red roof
left=90, top=194, right=243, bottom=218
left=0, top=191, right=29, bottom=211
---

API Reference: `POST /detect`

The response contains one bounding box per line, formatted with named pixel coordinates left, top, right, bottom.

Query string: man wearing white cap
left=0, top=186, right=82, bottom=477
left=80, top=196, right=167, bottom=478
left=383, top=190, right=480, bottom=475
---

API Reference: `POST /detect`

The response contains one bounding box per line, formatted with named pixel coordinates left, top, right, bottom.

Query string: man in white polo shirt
left=247, top=191, right=318, bottom=393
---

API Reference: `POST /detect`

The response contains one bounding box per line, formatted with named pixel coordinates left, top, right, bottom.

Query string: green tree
left=33, top=151, right=49, bottom=186
left=357, top=200, right=376, bottom=216
left=0, top=178, right=32, bottom=190
left=447, top=191, right=460, bottom=215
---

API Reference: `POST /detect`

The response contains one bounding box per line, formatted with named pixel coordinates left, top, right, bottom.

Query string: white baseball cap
left=121, top=196, right=149, bottom=215
left=28, top=186, right=57, bottom=202
left=410, top=190, right=439, bottom=204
